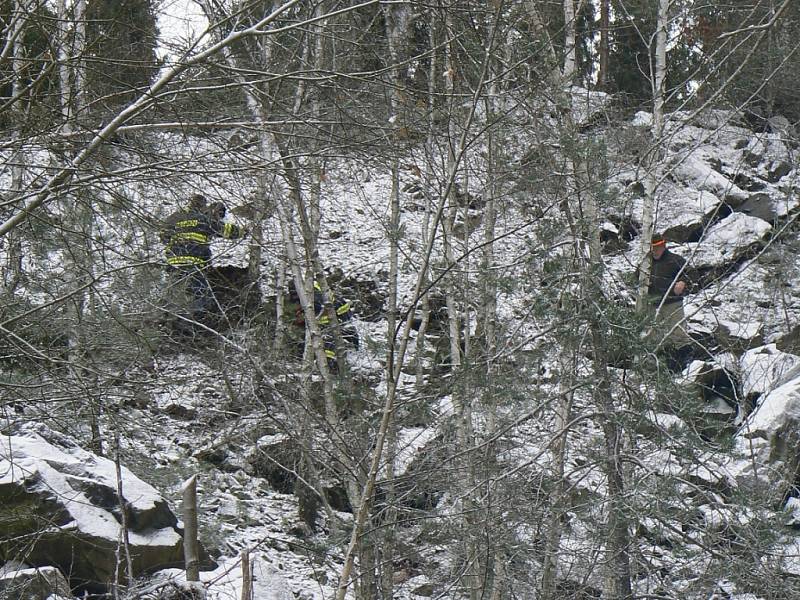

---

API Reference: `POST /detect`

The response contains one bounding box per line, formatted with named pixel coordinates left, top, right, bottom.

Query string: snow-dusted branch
left=717, top=0, right=791, bottom=39
left=0, top=0, right=308, bottom=239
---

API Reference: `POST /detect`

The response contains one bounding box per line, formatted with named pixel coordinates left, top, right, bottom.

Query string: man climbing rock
left=643, top=234, right=694, bottom=369
left=160, top=194, right=245, bottom=332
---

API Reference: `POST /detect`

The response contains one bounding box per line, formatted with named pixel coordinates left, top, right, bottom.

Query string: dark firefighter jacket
left=313, top=282, right=352, bottom=325
left=648, top=249, right=687, bottom=304
left=160, top=207, right=243, bottom=266
left=291, top=284, right=353, bottom=326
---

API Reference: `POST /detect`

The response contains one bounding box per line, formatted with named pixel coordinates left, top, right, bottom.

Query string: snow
left=717, top=318, right=762, bottom=342
left=739, top=345, right=800, bottom=398
left=671, top=153, right=748, bottom=205
left=154, top=555, right=297, bottom=600
left=776, top=538, right=800, bottom=577
left=0, top=423, right=181, bottom=546
left=387, top=426, right=437, bottom=477
left=678, top=213, right=771, bottom=268
left=744, top=374, right=800, bottom=436
left=6, top=84, right=800, bottom=599
left=663, top=187, right=723, bottom=228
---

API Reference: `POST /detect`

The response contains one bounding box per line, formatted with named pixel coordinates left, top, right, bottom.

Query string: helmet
left=189, top=194, right=207, bottom=210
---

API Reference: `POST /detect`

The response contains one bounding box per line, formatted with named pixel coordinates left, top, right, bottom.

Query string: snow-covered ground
left=4, top=100, right=800, bottom=599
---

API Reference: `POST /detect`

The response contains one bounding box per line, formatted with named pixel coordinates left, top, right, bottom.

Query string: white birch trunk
left=563, top=0, right=577, bottom=83
left=4, top=0, right=28, bottom=289
left=382, top=3, right=411, bottom=595
left=182, top=475, right=200, bottom=582
left=413, top=8, right=439, bottom=390
left=636, top=0, right=671, bottom=312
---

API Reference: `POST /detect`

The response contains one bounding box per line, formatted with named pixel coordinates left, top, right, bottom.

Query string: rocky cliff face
left=5, top=102, right=800, bottom=599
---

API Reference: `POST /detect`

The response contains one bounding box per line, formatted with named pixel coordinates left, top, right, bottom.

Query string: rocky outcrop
left=655, top=185, right=726, bottom=243
left=714, top=319, right=764, bottom=355
left=684, top=212, right=772, bottom=272
left=0, top=422, right=186, bottom=593
left=731, top=349, right=800, bottom=504
left=0, top=564, right=72, bottom=600
left=739, top=345, right=800, bottom=400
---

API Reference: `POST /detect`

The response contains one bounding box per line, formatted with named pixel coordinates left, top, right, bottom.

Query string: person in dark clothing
left=290, top=280, right=359, bottom=366
left=160, top=194, right=245, bottom=328
left=643, top=234, right=693, bottom=368
left=648, top=234, right=688, bottom=304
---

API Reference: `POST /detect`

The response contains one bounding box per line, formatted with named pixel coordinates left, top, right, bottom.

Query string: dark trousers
left=169, top=264, right=214, bottom=322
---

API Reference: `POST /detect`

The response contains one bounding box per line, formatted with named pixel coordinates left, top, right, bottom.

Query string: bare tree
left=636, top=0, right=671, bottom=313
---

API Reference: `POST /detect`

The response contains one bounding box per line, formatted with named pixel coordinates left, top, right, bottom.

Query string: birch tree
left=636, top=0, right=670, bottom=313
left=2, top=0, right=31, bottom=291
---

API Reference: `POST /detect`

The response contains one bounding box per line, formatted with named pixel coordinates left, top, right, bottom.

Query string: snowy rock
left=0, top=422, right=186, bottom=592
left=632, top=110, right=652, bottom=127
left=681, top=108, right=745, bottom=130
left=0, top=565, right=71, bottom=600
left=671, top=153, right=749, bottom=207
left=777, top=323, right=800, bottom=356
left=743, top=374, right=800, bottom=439
left=737, top=192, right=782, bottom=223
left=246, top=433, right=299, bottom=494
left=251, top=563, right=294, bottom=600
left=739, top=345, right=800, bottom=399
left=781, top=538, right=800, bottom=578
left=766, top=159, right=793, bottom=183
left=679, top=212, right=771, bottom=272
left=569, top=87, right=611, bottom=127
left=653, top=185, right=723, bottom=242
left=736, top=188, right=800, bottom=224
left=714, top=319, right=764, bottom=354
left=682, top=358, right=740, bottom=415
left=767, top=115, right=795, bottom=139
left=738, top=373, right=800, bottom=499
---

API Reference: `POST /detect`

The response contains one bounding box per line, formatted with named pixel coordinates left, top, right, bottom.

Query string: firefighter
left=160, top=194, right=245, bottom=330
left=291, top=280, right=359, bottom=366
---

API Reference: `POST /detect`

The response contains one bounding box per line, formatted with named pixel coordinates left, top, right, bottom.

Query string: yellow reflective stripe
left=319, top=315, right=330, bottom=325
left=176, top=219, right=200, bottom=228
left=336, top=302, right=350, bottom=315
left=167, top=256, right=207, bottom=266
left=223, top=222, right=234, bottom=238
left=325, top=349, right=336, bottom=359
left=172, top=232, right=209, bottom=243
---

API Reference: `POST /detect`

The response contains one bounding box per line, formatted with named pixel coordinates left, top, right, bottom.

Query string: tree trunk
left=563, top=0, right=577, bottom=83
left=4, top=0, right=28, bottom=291
left=581, top=165, right=634, bottom=600
left=539, top=374, right=575, bottom=599
left=636, top=0, right=670, bottom=313
left=597, top=0, right=610, bottom=89
left=182, top=475, right=200, bottom=583
left=413, top=6, right=439, bottom=391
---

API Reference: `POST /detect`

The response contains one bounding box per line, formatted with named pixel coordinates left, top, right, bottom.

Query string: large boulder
left=739, top=345, right=800, bottom=399
left=681, top=357, right=740, bottom=424
left=686, top=212, right=772, bottom=270
left=0, top=564, right=72, bottom=600
left=741, top=374, right=800, bottom=441
left=714, top=318, right=764, bottom=355
left=0, top=422, right=186, bottom=594
left=736, top=189, right=800, bottom=224
left=654, top=185, right=724, bottom=243
left=670, top=150, right=749, bottom=207
left=733, top=372, right=800, bottom=501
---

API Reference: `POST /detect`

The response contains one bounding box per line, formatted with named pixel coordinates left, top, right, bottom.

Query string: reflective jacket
left=313, top=282, right=352, bottom=325
left=160, top=207, right=243, bottom=266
